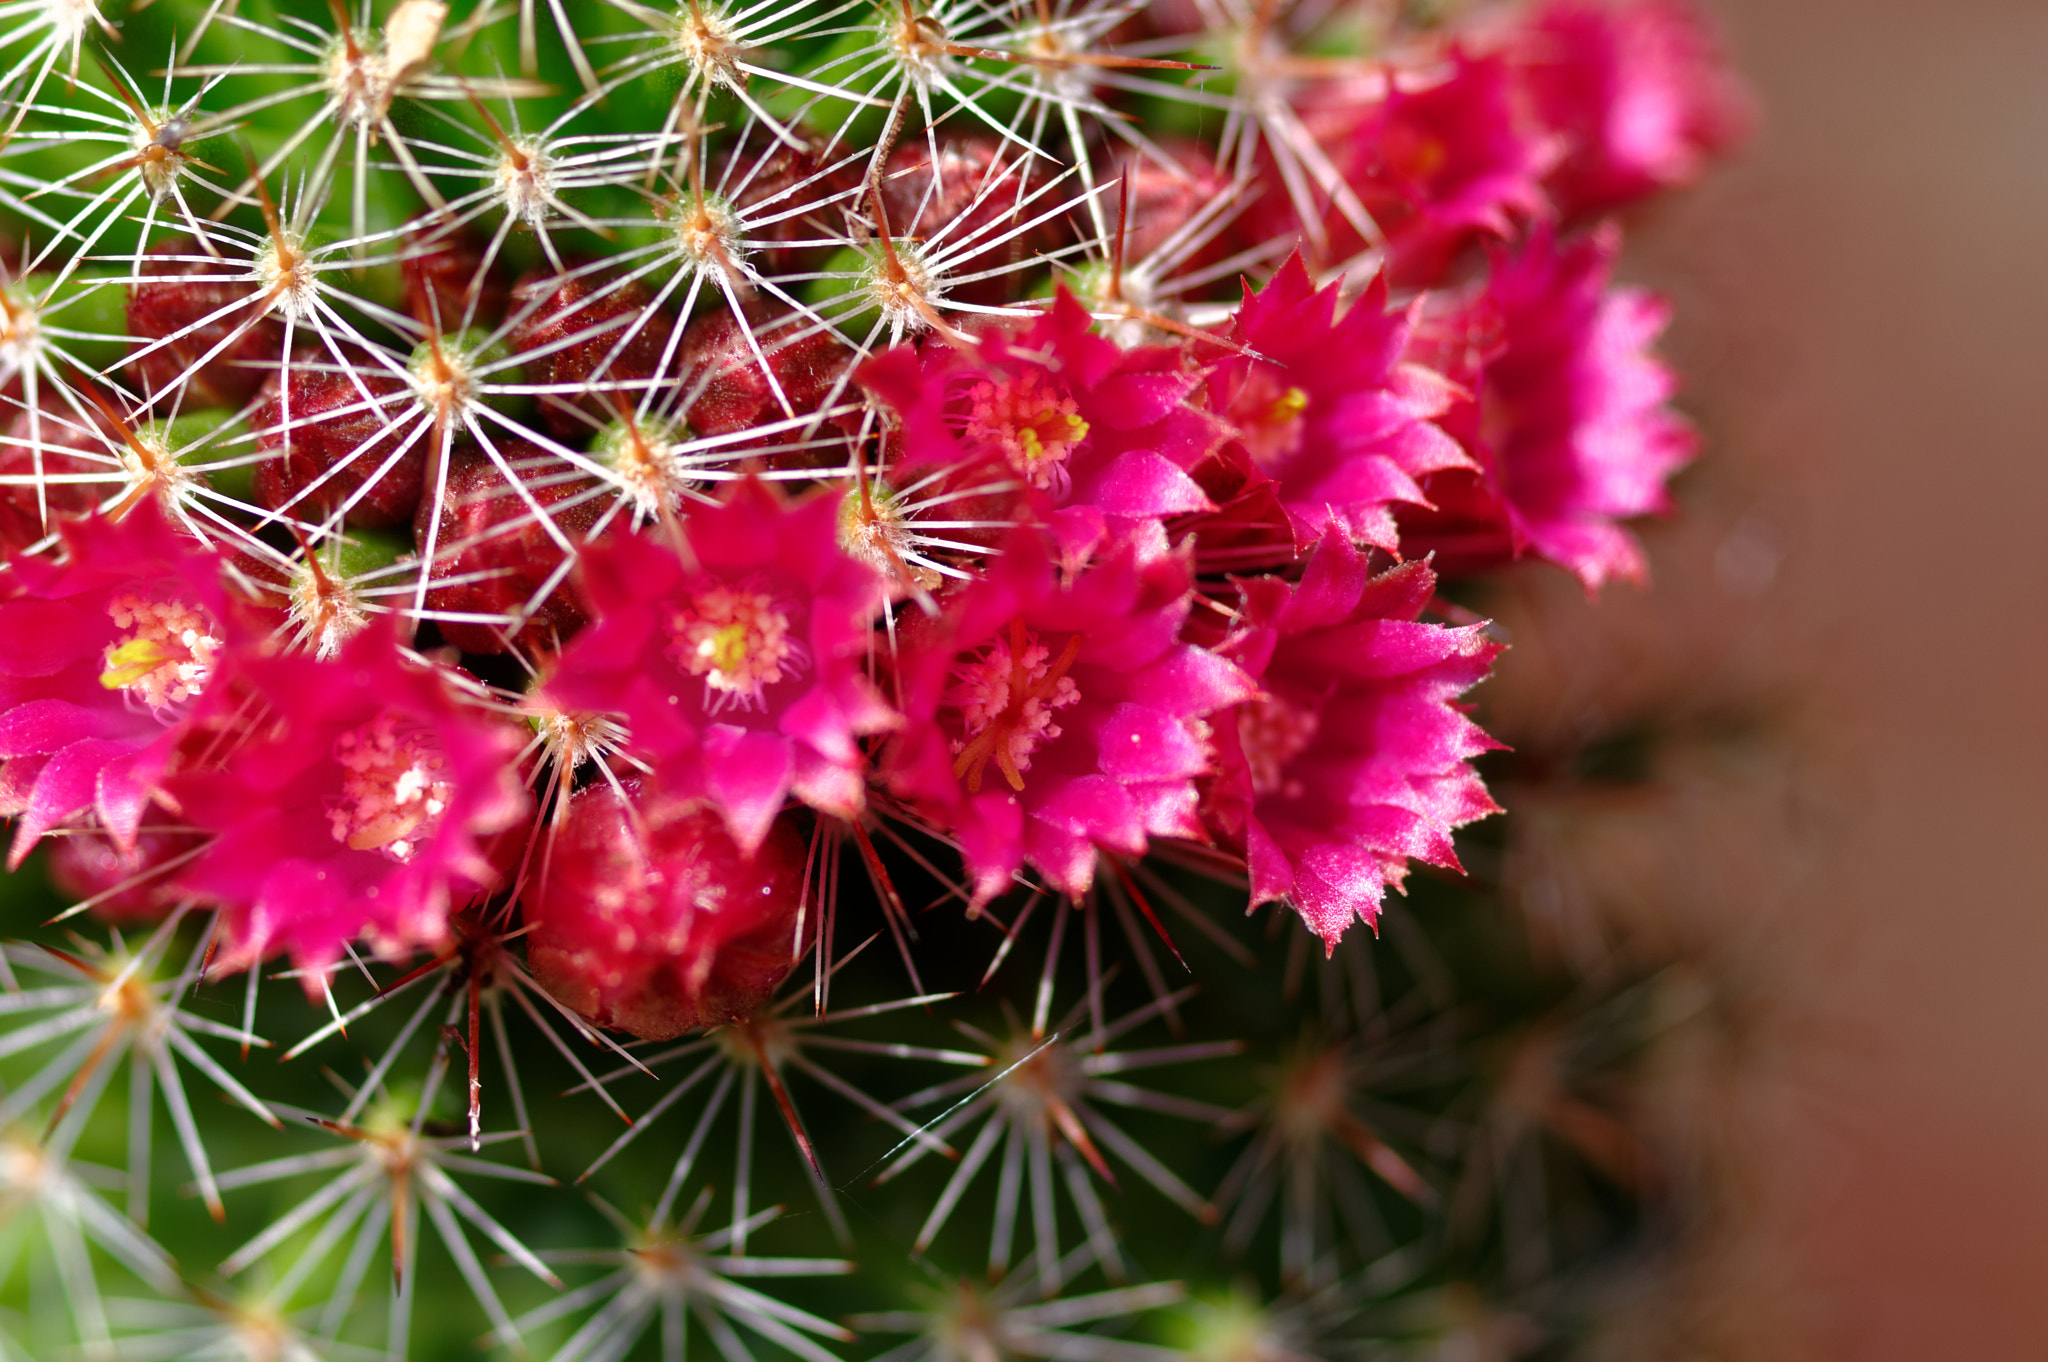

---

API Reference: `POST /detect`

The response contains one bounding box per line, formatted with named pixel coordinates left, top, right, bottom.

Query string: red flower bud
left=412, top=441, right=608, bottom=655
left=526, top=784, right=810, bottom=1040
left=679, top=309, right=852, bottom=459
left=0, top=393, right=107, bottom=552
left=400, top=214, right=509, bottom=332
left=126, top=235, right=285, bottom=407
left=509, top=267, right=676, bottom=439
left=251, top=346, right=424, bottom=528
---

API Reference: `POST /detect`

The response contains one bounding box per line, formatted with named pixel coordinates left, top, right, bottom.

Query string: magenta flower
left=1267, top=52, right=1555, bottom=285
left=165, top=621, right=529, bottom=975
left=1509, top=0, right=1752, bottom=219
left=883, top=523, right=1255, bottom=903
left=1399, top=224, right=1697, bottom=589
left=1208, top=532, right=1503, bottom=952
left=1199, top=254, right=1470, bottom=560
left=857, top=290, right=1222, bottom=549
left=525, top=782, right=810, bottom=1040
left=544, top=480, right=895, bottom=854
left=0, top=504, right=243, bottom=867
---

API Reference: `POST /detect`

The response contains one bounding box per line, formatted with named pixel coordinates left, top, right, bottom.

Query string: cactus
left=0, top=0, right=1748, bottom=1358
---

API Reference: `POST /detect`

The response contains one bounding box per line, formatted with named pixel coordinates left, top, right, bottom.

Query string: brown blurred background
left=1483, top=0, right=2048, bottom=1355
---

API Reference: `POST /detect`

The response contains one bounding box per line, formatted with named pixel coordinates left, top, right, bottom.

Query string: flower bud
left=509, top=267, right=676, bottom=439
left=412, top=440, right=607, bottom=655
left=126, top=235, right=285, bottom=407
left=526, top=784, right=810, bottom=1040
left=400, top=214, right=509, bottom=331
left=251, top=344, right=423, bottom=527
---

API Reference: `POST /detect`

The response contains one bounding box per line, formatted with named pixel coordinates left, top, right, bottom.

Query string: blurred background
left=1526, top=0, right=2048, bottom=1354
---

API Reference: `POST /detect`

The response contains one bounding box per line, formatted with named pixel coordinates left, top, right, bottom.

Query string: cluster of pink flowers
left=0, top=0, right=1745, bottom=1039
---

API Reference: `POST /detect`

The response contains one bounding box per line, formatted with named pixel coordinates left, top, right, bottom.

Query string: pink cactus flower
left=1265, top=51, right=1556, bottom=284
left=857, top=290, right=1223, bottom=551
left=1199, top=254, right=1470, bottom=562
left=1399, top=224, right=1697, bottom=589
left=166, top=621, right=529, bottom=975
left=544, top=480, right=896, bottom=854
left=1509, top=0, right=1753, bottom=219
left=1208, top=533, right=1503, bottom=952
left=0, top=505, right=245, bottom=866
left=884, top=522, right=1256, bottom=904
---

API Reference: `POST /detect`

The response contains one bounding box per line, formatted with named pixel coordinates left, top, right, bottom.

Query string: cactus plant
left=0, top=0, right=1748, bottom=1357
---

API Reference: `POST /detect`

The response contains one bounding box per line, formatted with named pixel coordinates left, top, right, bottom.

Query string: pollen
left=962, top=371, right=1089, bottom=494
left=100, top=593, right=220, bottom=709
left=947, top=620, right=1082, bottom=794
left=327, top=713, right=453, bottom=862
left=1238, top=691, right=1318, bottom=797
left=667, top=582, right=806, bottom=711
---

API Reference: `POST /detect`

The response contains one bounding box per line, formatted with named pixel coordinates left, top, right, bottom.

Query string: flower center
left=1382, top=119, right=1451, bottom=186
left=1238, top=692, right=1318, bottom=797
left=99, top=593, right=220, bottom=709
left=1231, top=370, right=1308, bottom=468
left=948, top=619, right=1082, bottom=794
left=962, top=370, right=1089, bottom=493
left=327, top=713, right=452, bottom=862
left=667, top=583, right=805, bottom=711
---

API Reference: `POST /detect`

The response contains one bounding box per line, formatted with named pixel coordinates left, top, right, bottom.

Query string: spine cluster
left=0, top=0, right=1747, bottom=1357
